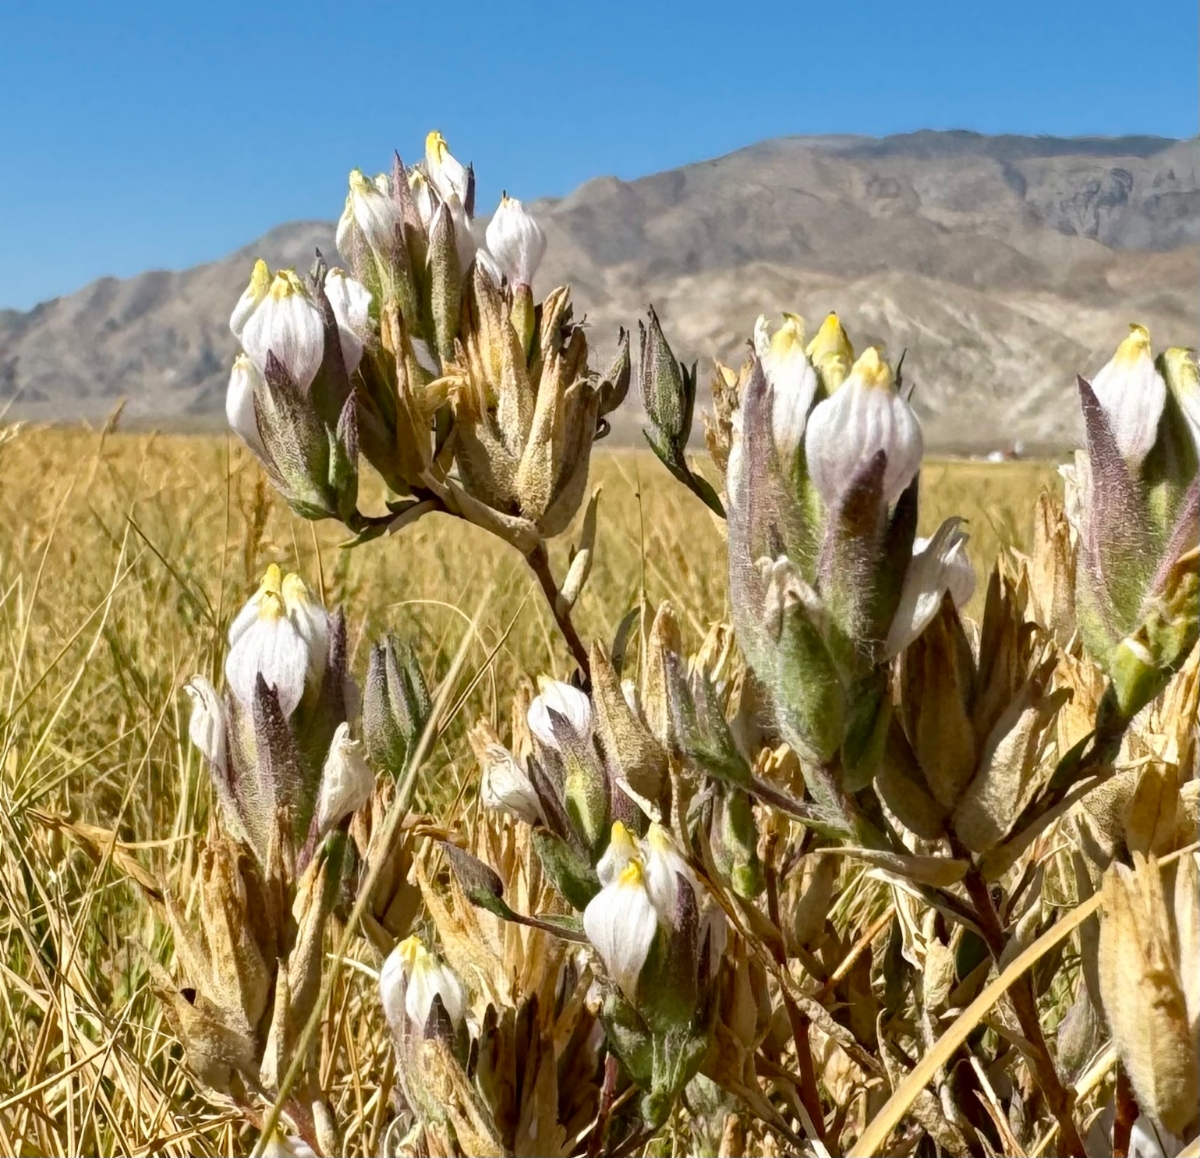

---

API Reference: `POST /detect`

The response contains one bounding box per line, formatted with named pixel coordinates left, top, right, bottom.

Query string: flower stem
left=961, top=862, right=1086, bottom=1158
left=525, top=540, right=592, bottom=682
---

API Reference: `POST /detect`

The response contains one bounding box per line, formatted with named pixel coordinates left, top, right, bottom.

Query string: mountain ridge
left=2, top=131, right=1196, bottom=451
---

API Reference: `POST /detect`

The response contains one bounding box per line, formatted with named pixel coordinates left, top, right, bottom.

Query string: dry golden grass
left=0, top=426, right=1060, bottom=1155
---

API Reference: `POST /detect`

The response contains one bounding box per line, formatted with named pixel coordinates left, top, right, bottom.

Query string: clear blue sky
left=0, top=0, right=1195, bottom=311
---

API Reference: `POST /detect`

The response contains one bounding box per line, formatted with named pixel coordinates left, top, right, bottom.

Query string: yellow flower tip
left=259, top=563, right=283, bottom=594
left=1114, top=323, right=1152, bottom=366
left=398, top=935, right=426, bottom=968
left=409, top=168, right=428, bottom=191
left=646, top=822, right=674, bottom=852
left=281, top=572, right=312, bottom=614
left=769, top=313, right=807, bottom=357
left=806, top=312, right=854, bottom=359
left=609, top=821, right=639, bottom=861
left=426, top=130, right=449, bottom=162
left=268, top=269, right=307, bottom=300
left=348, top=168, right=372, bottom=193
left=618, top=859, right=645, bottom=888
left=248, top=258, right=271, bottom=297
left=852, top=347, right=894, bottom=391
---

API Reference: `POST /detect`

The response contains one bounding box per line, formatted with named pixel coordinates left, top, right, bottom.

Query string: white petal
left=315, top=723, right=375, bottom=836
left=240, top=272, right=325, bottom=390
left=642, top=823, right=698, bottom=924
left=583, top=869, right=658, bottom=998
left=230, top=259, right=270, bottom=340
left=480, top=743, right=543, bottom=824
left=409, top=170, right=436, bottom=231
left=379, top=944, right=408, bottom=1036
left=474, top=247, right=504, bottom=286
left=226, top=355, right=265, bottom=457
left=405, top=950, right=466, bottom=1031
left=752, top=315, right=771, bottom=358
left=450, top=201, right=477, bottom=275
left=344, top=169, right=402, bottom=258
left=225, top=614, right=310, bottom=716
left=410, top=338, right=441, bottom=378
left=323, top=268, right=373, bottom=374
left=485, top=196, right=547, bottom=287
left=281, top=572, right=330, bottom=691
left=425, top=131, right=469, bottom=206
left=1090, top=326, right=1167, bottom=465
left=765, top=344, right=818, bottom=460
left=804, top=349, right=923, bottom=509
left=185, top=676, right=227, bottom=773
left=886, top=518, right=975, bottom=657
left=527, top=680, right=593, bottom=750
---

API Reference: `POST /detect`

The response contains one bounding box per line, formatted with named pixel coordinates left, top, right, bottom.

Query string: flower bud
left=805, top=312, right=855, bottom=394
left=380, top=935, right=466, bottom=1038
left=336, top=168, right=403, bottom=271
left=1161, top=346, right=1200, bottom=448
left=484, top=194, right=547, bottom=288
left=527, top=679, right=593, bottom=751
left=186, top=676, right=227, bottom=774
left=314, top=722, right=374, bottom=837
left=470, top=721, right=543, bottom=824
left=804, top=347, right=923, bottom=509
left=759, top=313, right=818, bottom=461
left=408, top=168, right=436, bottom=231
left=1090, top=324, right=1167, bottom=466
left=226, top=354, right=266, bottom=458
left=362, top=636, right=431, bottom=779
left=886, top=518, right=975, bottom=657
left=229, top=258, right=271, bottom=341
left=639, top=306, right=697, bottom=460
left=225, top=565, right=330, bottom=717
left=321, top=268, right=373, bottom=374
left=424, top=131, right=470, bottom=208
left=237, top=267, right=325, bottom=391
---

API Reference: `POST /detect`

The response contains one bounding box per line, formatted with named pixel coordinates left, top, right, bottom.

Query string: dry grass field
left=0, top=426, right=1060, bottom=1155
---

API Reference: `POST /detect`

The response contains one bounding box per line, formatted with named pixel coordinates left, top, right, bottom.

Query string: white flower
left=479, top=742, right=543, bottom=824
left=335, top=168, right=402, bottom=264
left=886, top=518, right=976, bottom=656
left=380, top=936, right=466, bottom=1036
left=226, top=354, right=265, bottom=457
left=238, top=268, right=325, bottom=390
left=760, top=313, right=818, bottom=460
left=485, top=195, right=547, bottom=287
left=323, top=268, right=373, bottom=374
left=185, top=676, right=227, bottom=775
left=315, top=723, right=375, bottom=836
left=527, top=679, right=593, bottom=750
left=583, top=859, right=659, bottom=998
left=230, top=258, right=271, bottom=340
left=424, top=131, right=470, bottom=208
left=804, top=347, right=923, bottom=509
left=1090, top=325, right=1167, bottom=465
left=225, top=565, right=330, bottom=716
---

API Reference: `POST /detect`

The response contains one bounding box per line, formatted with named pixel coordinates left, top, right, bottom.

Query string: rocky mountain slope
left=2, top=131, right=1196, bottom=451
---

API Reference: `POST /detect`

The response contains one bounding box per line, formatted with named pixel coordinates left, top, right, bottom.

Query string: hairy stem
left=525, top=540, right=592, bottom=681
left=961, top=863, right=1086, bottom=1158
